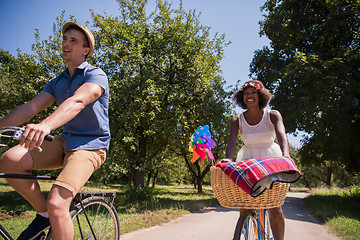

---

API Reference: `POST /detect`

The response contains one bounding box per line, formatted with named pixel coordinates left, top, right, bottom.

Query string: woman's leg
left=269, top=206, right=285, bottom=240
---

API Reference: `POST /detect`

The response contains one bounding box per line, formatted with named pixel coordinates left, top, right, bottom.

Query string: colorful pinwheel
left=189, top=125, right=216, bottom=168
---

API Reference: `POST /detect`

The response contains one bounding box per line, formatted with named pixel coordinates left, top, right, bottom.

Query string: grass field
left=0, top=179, right=218, bottom=238
left=304, top=186, right=360, bottom=240
left=1, top=178, right=359, bottom=239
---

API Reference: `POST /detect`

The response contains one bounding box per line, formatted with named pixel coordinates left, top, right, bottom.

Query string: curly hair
left=232, top=80, right=273, bottom=109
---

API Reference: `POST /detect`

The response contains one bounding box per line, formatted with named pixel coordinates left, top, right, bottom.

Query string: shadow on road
left=196, top=193, right=319, bottom=225
left=282, top=194, right=319, bottom=224
left=198, top=205, right=238, bottom=213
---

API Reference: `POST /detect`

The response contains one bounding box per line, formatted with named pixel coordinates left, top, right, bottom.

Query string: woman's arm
left=270, top=110, right=290, bottom=157
left=223, top=115, right=240, bottom=161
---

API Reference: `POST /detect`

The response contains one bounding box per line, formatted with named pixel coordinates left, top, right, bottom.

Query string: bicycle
left=233, top=208, right=273, bottom=240
left=210, top=166, right=290, bottom=240
left=0, top=126, right=120, bottom=240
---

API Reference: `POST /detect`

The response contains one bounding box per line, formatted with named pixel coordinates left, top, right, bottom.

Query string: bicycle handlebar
left=0, top=126, right=54, bottom=147
left=0, top=173, right=56, bottom=180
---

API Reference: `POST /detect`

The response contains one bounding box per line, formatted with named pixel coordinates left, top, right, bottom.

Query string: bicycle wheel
left=263, top=209, right=274, bottom=240
left=71, top=196, right=120, bottom=240
left=233, top=210, right=259, bottom=240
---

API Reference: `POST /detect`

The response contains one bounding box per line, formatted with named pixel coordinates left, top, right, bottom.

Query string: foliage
left=341, top=184, right=360, bottom=198
left=90, top=0, right=231, bottom=189
left=123, top=186, right=157, bottom=205
left=250, top=0, right=360, bottom=173
left=0, top=49, right=49, bottom=120
left=0, top=0, right=232, bottom=189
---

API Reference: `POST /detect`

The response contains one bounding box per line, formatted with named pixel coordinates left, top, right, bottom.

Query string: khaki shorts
left=29, top=136, right=106, bottom=196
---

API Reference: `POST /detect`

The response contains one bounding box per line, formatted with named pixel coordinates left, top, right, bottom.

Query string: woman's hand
left=218, top=158, right=233, bottom=164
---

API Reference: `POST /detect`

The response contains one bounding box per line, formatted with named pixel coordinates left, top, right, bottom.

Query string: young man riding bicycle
left=0, top=22, right=110, bottom=239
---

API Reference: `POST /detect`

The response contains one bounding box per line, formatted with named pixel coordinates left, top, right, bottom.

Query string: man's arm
left=0, top=91, right=55, bottom=129
left=21, top=82, right=104, bottom=150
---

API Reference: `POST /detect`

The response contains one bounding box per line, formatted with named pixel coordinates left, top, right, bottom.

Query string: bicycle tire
left=233, top=210, right=259, bottom=240
left=44, top=196, right=120, bottom=240
left=70, top=196, right=120, bottom=240
left=263, top=209, right=274, bottom=240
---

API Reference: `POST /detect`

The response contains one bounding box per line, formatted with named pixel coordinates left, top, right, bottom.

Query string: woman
left=222, top=80, right=290, bottom=240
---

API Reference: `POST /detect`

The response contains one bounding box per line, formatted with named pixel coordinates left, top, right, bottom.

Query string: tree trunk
left=133, top=168, right=144, bottom=187
left=152, top=170, right=159, bottom=187
left=146, top=170, right=153, bottom=186
left=133, top=126, right=146, bottom=188
left=303, top=175, right=312, bottom=190
left=197, top=176, right=203, bottom=193
left=193, top=177, right=197, bottom=189
left=326, top=165, right=332, bottom=187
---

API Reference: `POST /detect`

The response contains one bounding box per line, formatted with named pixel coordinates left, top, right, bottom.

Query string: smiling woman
left=232, top=80, right=272, bottom=110
left=220, top=79, right=291, bottom=240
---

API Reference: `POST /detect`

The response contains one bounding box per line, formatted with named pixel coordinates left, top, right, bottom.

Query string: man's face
left=62, top=29, right=89, bottom=62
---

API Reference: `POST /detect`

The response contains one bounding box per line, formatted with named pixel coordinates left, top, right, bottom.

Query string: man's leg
left=0, top=145, right=47, bottom=212
left=269, top=206, right=285, bottom=240
left=47, top=148, right=106, bottom=239
left=47, top=185, right=74, bottom=239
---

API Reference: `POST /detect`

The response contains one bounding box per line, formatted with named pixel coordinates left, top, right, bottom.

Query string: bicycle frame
left=243, top=210, right=262, bottom=240
left=234, top=209, right=271, bottom=240
left=0, top=224, right=12, bottom=240
left=246, top=210, right=263, bottom=239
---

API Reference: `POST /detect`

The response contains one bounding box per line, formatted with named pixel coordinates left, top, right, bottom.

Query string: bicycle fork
left=0, top=224, right=13, bottom=240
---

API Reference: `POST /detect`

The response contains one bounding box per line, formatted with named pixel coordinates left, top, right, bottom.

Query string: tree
left=249, top=0, right=360, bottom=175
left=0, top=49, right=50, bottom=121
left=4, top=0, right=231, bottom=189
left=91, top=0, right=231, bottom=188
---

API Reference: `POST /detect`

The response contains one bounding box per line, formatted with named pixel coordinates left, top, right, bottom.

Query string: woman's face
left=243, top=87, right=259, bottom=107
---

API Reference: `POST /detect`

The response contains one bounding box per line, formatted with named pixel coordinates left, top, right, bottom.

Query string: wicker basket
left=211, top=167, right=289, bottom=209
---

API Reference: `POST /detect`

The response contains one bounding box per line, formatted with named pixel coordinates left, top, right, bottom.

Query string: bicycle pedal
left=34, top=231, right=46, bottom=240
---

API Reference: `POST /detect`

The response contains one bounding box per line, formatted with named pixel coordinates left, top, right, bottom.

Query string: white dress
left=236, top=109, right=283, bottom=162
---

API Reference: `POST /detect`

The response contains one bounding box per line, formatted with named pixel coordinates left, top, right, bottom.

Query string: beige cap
left=62, top=22, right=95, bottom=57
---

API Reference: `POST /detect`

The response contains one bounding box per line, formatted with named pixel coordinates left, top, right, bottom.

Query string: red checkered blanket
left=216, top=157, right=301, bottom=197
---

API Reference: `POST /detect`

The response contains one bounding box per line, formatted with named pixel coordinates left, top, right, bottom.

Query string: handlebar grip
left=44, top=135, right=54, bottom=141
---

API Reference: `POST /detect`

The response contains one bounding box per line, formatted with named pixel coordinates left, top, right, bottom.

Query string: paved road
left=121, top=192, right=340, bottom=240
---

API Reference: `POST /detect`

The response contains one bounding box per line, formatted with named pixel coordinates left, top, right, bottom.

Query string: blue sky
left=0, top=0, right=302, bottom=148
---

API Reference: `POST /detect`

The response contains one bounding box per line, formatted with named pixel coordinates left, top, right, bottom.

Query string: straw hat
left=62, top=22, right=95, bottom=57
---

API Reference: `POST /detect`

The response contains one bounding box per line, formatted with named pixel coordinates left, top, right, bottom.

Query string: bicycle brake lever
left=13, top=128, right=25, bottom=140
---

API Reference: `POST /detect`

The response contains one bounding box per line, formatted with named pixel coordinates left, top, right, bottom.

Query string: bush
left=124, top=186, right=157, bottom=204
left=341, top=184, right=360, bottom=198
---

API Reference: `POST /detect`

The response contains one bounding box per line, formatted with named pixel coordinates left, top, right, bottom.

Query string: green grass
left=0, top=179, right=219, bottom=237
left=304, top=186, right=360, bottom=240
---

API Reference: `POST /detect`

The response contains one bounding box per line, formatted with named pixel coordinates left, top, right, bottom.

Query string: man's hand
left=20, top=123, right=51, bottom=151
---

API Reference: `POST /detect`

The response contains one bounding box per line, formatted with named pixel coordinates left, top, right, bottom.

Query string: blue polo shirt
left=43, top=61, right=110, bottom=151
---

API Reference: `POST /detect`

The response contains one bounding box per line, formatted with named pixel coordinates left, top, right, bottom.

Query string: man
left=0, top=22, right=110, bottom=239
